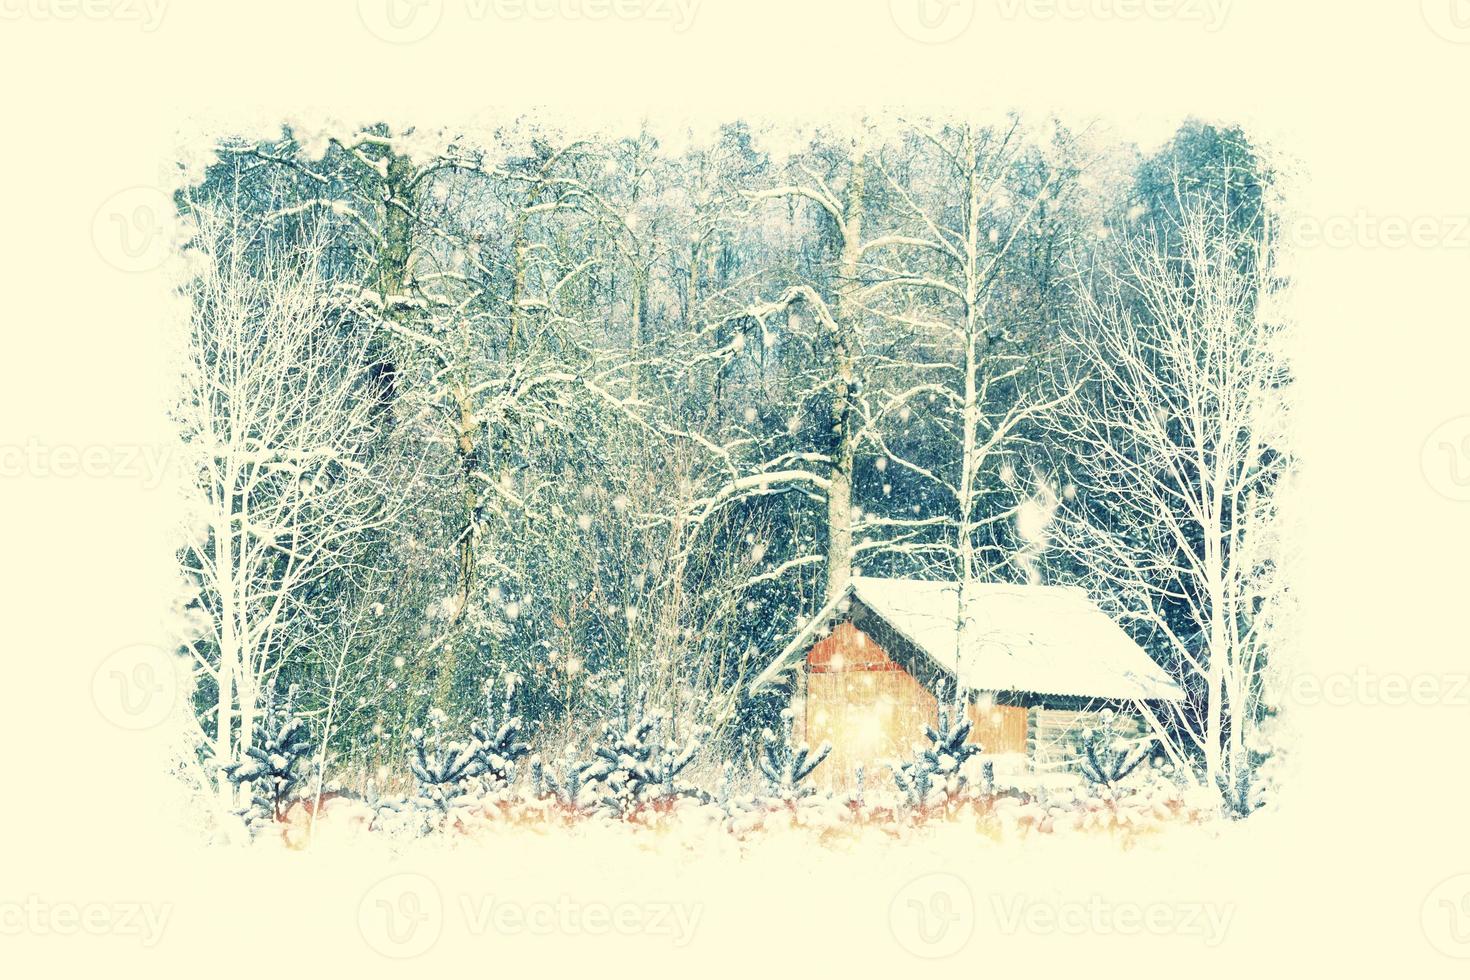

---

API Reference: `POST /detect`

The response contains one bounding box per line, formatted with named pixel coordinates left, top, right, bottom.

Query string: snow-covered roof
left=750, top=576, right=1185, bottom=702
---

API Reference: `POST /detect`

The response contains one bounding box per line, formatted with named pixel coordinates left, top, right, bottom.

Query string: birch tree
left=178, top=204, right=406, bottom=807
left=1046, top=188, right=1289, bottom=814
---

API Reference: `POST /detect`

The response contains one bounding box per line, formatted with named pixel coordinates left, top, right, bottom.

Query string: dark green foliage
left=1070, top=709, right=1151, bottom=789
left=757, top=711, right=830, bottom=804
left=590, top=687, right=702, bottom=817
left=220, top=682, right=312, bottom=832
left=889, top=701, right=983, bottom=808
left=408, top=712, right=483, bottom=814
left=532, top=748, right=601, bottom=814
left=470, top=677, right=531, bottom=791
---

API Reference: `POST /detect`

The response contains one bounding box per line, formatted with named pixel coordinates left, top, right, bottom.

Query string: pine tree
left=470, top=676, right=530, bottom=792
left=889, top=700, right=982, bottom=810
left=590, top=687, right=701, bottom=818
left=1070, top=708, right=1150, bottom=791
left=757, top=709, right=830, bottom=806
left=532, top=746, right=600, bottom=815
left=221, top=681, right=313, bottom=834
left=408, top=709, right=483, bottom=817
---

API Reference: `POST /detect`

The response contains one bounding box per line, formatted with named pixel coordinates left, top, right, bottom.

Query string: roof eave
left=746, top=580, right=858, bottom=694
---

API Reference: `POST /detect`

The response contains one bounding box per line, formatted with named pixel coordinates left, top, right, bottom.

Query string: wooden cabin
left=749, top=576, right=1186, bottom=789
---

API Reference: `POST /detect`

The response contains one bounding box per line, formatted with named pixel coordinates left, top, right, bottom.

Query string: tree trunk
left=825, top=133, right=867, bottom=603
left=955, top=140, right=985, bottom=680
left=212, top=506, right=237, bottom=806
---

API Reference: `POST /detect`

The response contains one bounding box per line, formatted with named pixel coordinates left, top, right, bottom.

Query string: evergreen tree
left=590, top=687, right=702, bottom=817
left=408, top=710, right=483, bottom=817
left=470, top=676, right=531, bottom=792
left=1070, top=708, right=1150, bottom=791
left=220, top=681, right=313, bottom=834
left=889, top=700, right=982, bottom=809
left=757, top=710, right=831, bottom=806
left=531, top=747, right=601, bottom=815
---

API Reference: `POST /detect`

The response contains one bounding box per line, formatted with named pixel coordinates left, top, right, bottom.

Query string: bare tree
left=741, top=125, right=872, bottom=603
left=177, top=204, right=405, bottom=807
left=1046, top=188, right=1289, bottom=813
left=857, top=119, right=1082, bottom=668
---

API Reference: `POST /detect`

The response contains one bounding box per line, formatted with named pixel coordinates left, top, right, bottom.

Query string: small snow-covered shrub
left=219, top=681, right=313, bottom=836
left=756, top=710, right=831, bottom=808
left=888, top=700, right=982, bottom=817
left=530, top=746, right=602, bottom=820
left=469, top=676, right=531, bottom=795
left=408, top=710, right=484, bottom=826
left=1069, top=708, right=1152, bottom=792
left=589, top=688, right=704, bottom=821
